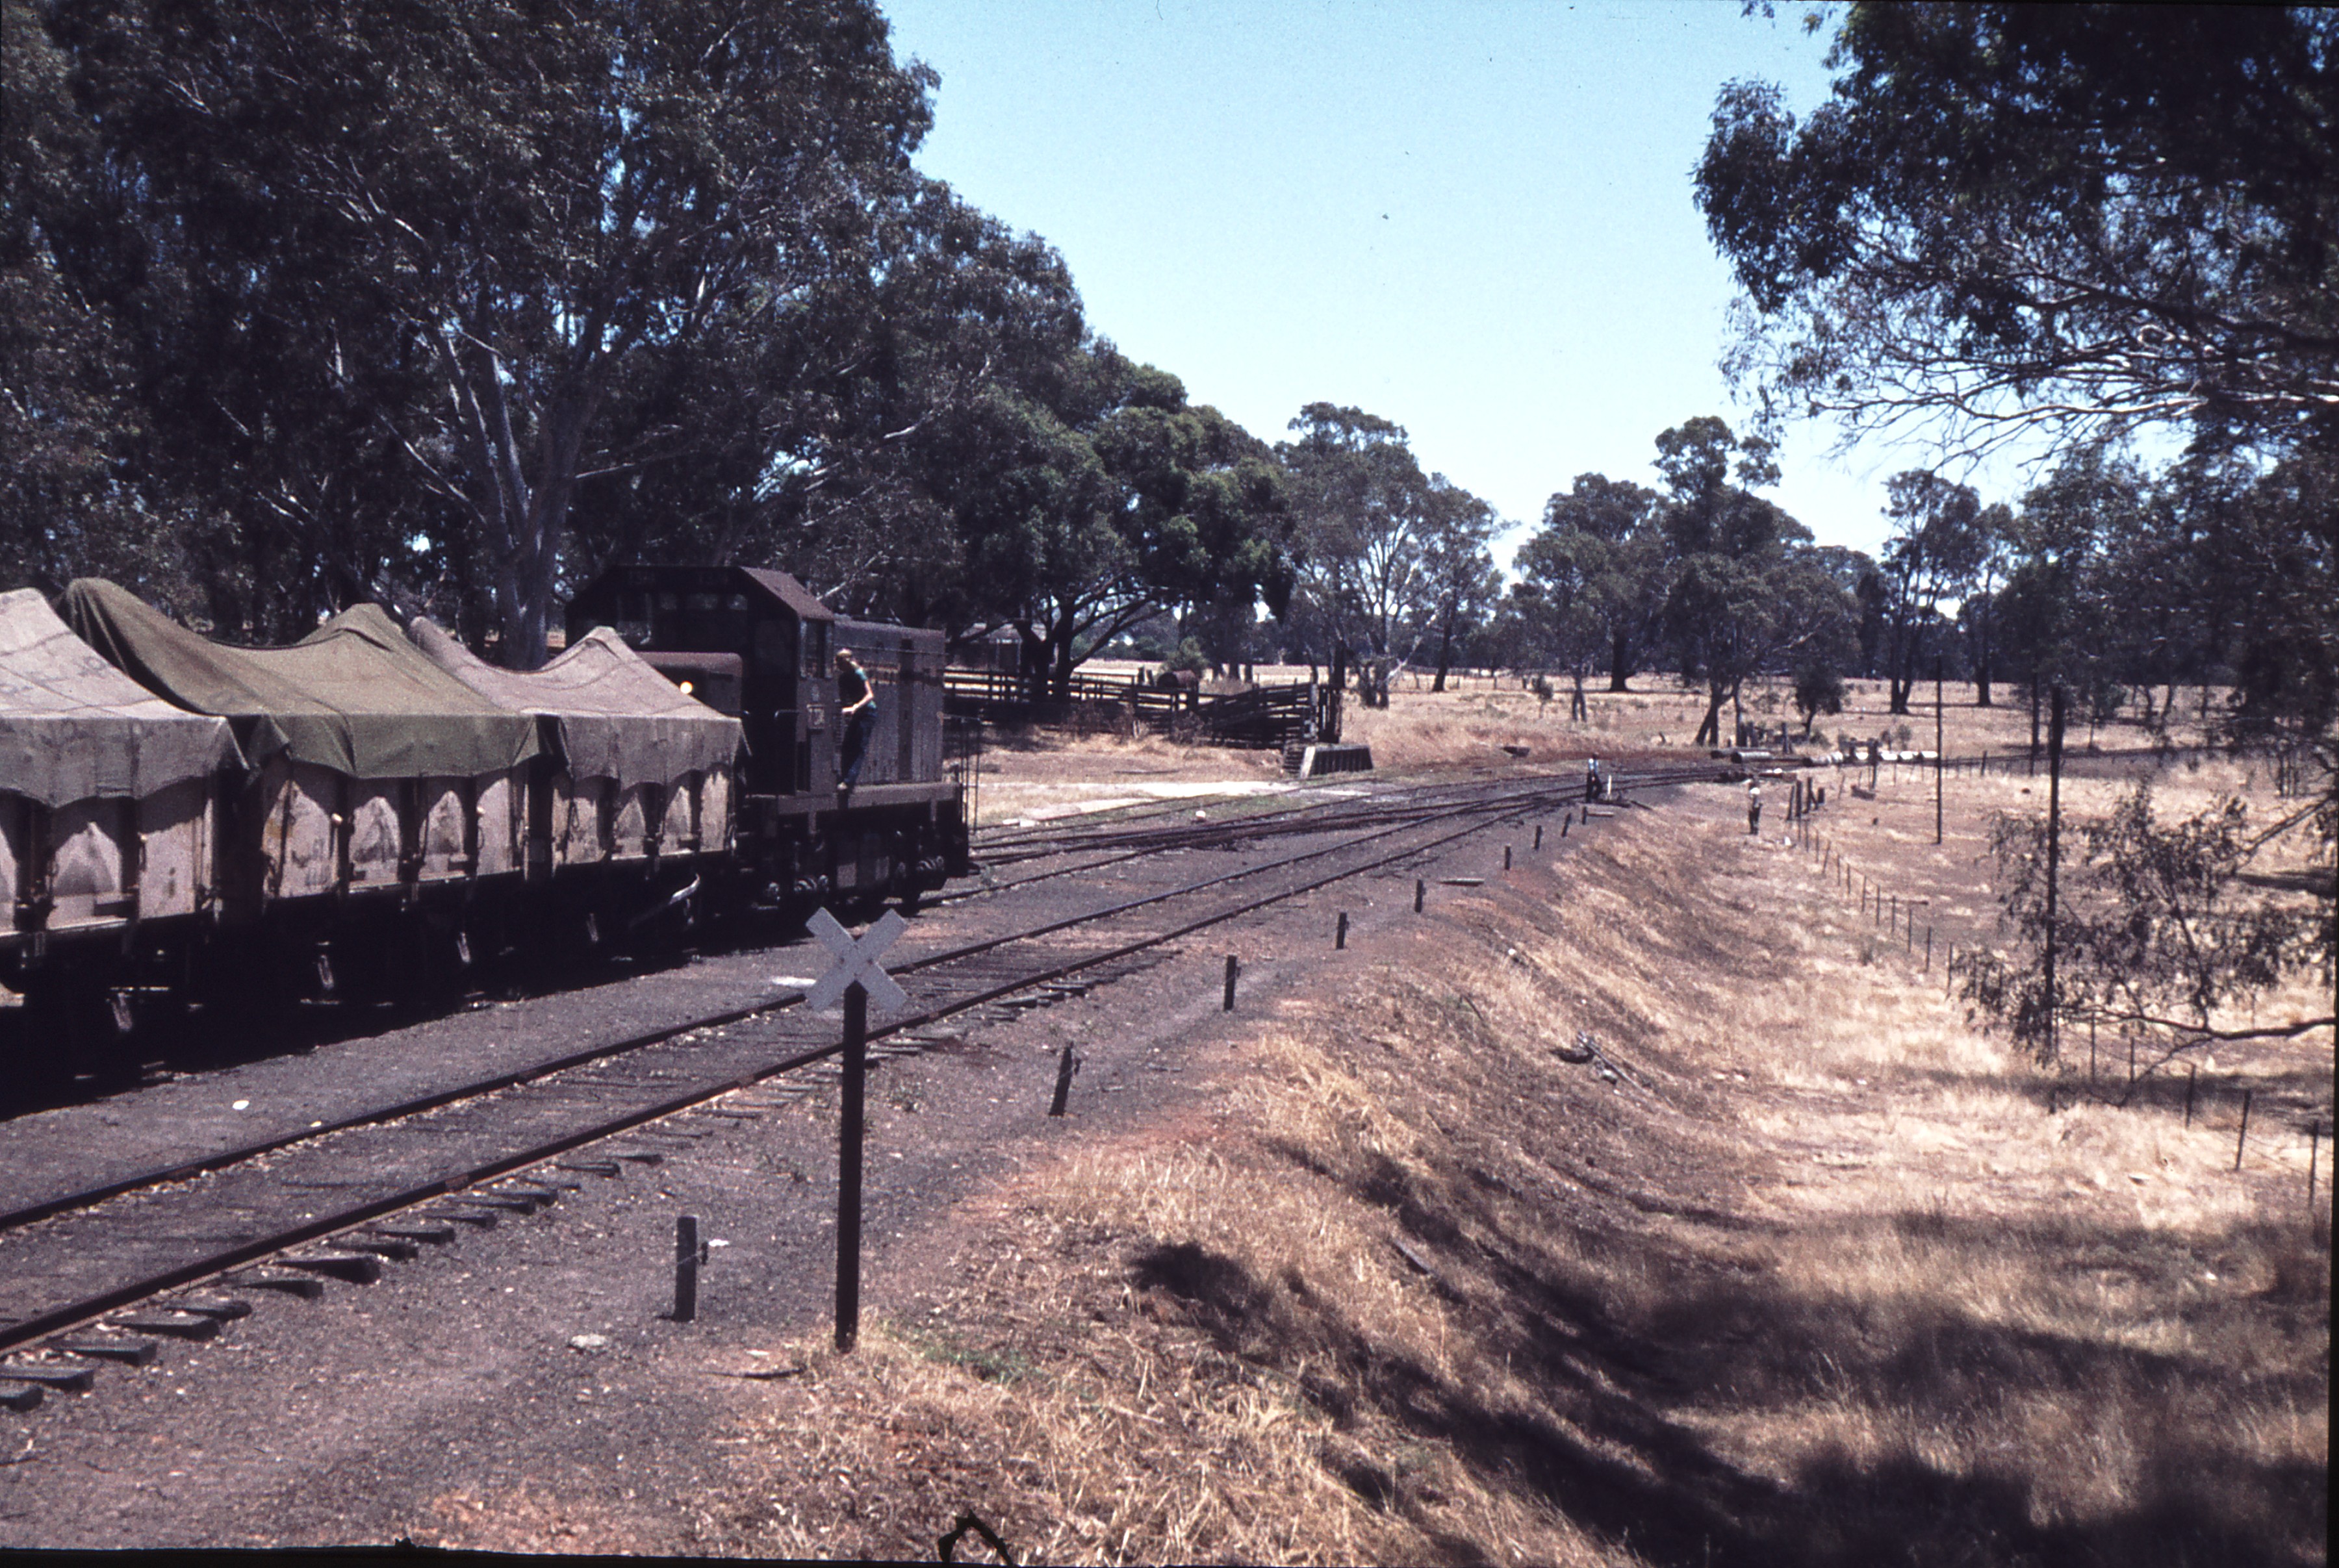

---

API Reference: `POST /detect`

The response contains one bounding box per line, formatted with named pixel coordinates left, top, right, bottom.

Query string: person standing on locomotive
left=836, top=646, right=876, bottom=798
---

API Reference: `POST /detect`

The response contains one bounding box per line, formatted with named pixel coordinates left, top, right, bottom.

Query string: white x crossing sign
left=804, top=907, right=909, bottom=1013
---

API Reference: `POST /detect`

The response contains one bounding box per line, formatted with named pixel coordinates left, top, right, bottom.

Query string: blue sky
left=880, top=0, right=2017, bottom=568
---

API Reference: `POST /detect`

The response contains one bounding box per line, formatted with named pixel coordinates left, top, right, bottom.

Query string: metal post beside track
left=804, top=907, right=909, bottom=1356
left=836, top=983, right=866, bottom=1352
left=674, top=1215, right=702, bottom=1323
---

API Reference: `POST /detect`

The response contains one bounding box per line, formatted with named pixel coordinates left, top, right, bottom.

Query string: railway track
left=0, top=763, right=1733, bottom=1402
left=946, top=766, right=1693, bottom=903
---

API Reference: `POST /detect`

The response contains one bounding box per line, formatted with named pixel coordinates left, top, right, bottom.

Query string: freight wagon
left=1, top=568, right=968, bottom=1069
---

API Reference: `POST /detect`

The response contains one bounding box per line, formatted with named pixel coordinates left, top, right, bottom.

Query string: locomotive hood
left=60, top=580, right=539, bottom=781
left=0, top=587, right=243, bottom=805
left=407, top=617, right=741, bottom=787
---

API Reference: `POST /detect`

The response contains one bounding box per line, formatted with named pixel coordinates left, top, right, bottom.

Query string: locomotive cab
left=566, top=565, right=967, bottom=915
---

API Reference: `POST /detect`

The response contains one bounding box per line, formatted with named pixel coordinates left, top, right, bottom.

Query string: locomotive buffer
left=806, top=907, right=908, bottom=1351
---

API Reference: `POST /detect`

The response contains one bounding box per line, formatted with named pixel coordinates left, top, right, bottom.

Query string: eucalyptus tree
left=1697, top=3, right=2338, bottom=461
left=1418, top=477, right=1502, bottom=692
left=747, top=183, right=1091, bottom=629
left=1700, top=3, right=2336, bottom=1063
left=1277, top=403, right=1433, bottom=707
left=939, top=350, right=1287, bottom=698
left=1955, top=503, right=2013, bottom=707
left=52, top=0, right=939, bottom=663
left=1646, top=417, right=1855, bottom=748
left=1997, top=448, right=2145, bottom=754
left=0, top=0, right=168, bottom=601
left=1874, top=471, right=1986, bottom=714
left=2201, top=448, right=2339, bottom=758
left=1536, top=474, right=1667, bottom=689
left=1513, top=520, right=1616, bottom=719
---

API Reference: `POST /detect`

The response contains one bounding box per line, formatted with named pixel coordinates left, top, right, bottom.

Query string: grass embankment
left=710, top=772, right=2330, bottom=1565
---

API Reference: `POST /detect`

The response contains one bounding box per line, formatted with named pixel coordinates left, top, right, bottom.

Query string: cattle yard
left=0, top=684, right=2327, bottom=1563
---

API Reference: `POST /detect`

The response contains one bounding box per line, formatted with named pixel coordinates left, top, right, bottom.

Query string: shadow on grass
left=1130, top=1194, right=2327, bottom=1568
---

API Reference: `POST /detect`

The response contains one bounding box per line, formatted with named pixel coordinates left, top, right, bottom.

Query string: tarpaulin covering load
left=407, top=618, right=739, bottom=787
left=0, top=588, right=240, bottom=805
left=60, top=581, right=537, bottom=779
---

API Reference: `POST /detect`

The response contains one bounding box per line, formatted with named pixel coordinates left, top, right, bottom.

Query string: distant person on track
left=1746, top=778, right=1763, bottom=835
left=1585, top=756, right=1601, bottom=803
left=836, top=647, right=876, bottom=798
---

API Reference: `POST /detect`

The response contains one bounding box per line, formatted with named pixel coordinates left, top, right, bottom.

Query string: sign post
left=805, top=907, right=908, bottom=1352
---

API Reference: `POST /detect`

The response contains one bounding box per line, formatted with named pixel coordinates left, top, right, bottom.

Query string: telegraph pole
left=2043, top=685, right=2067, bottom=1064
left=1935, top=657, right=1945, bottom=846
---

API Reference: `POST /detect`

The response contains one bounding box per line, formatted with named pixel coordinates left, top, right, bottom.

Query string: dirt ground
left=3, top=687, right=2325, bottom=1563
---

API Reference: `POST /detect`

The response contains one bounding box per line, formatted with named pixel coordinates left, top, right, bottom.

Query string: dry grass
left=652, top=764, right=2327, bottom=1565
left=1338, top=671, right=2240, bottom=776
left=972, top=673, right=2237, bottom=817
left=1795, top=748, right=2332, bottom=1130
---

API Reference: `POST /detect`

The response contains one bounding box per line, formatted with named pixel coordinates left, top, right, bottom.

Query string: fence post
left=1414, top=878, right=1425, bottom=914
left=2308, top=1124, right=2321, bottom=1227
left=2236, top=1087, right=2253, bottom=1171
left=673, top=1215, right=701, bottom=1324
left=1336, top=911, right=1349, bottom=950
left=1223, top=955, right=1239, bottom=1011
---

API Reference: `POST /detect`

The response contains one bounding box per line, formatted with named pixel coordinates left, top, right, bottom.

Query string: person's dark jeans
left=840, top=709, right=876, bottom=789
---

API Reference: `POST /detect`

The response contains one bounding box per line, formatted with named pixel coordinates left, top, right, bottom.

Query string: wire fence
left=1780, top=757, right=2330, bottom=1241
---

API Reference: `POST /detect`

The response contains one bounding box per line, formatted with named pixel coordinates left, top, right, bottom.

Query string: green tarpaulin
left=62, top=581, right=537, bottom=781
left=408, top=618, right=739, bottom=787
left=0, top=588, right=242, bottom=805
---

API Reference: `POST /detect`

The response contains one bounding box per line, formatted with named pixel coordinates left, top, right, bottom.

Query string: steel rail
left=0, top=775, right=1611, bottom=1356
left=1, top=770, right=1640, bottom=1238
left=972, top=772, right=1556, bottom=861
left=940, top=781, right=1539, bottom=903
left=964, top=769, right=1657, bottom=877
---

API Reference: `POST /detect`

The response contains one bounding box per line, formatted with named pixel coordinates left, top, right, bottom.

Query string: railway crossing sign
left=805, top=907, right=908, bottom=1012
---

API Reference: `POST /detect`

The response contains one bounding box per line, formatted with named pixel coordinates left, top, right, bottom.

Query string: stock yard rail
left=0, top=762, right=1730, bottom=1407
